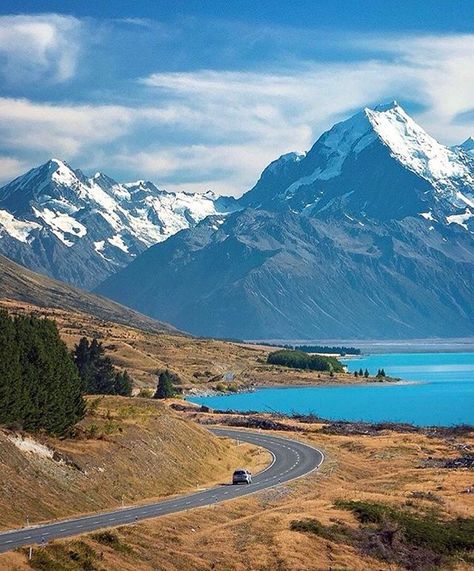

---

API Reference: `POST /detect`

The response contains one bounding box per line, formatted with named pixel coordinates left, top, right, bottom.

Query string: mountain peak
left=90, top=171, right=119, bottom=191
left=49, top=158, right=68, bottom=167
left=362, top=103, right=473, bottom=189
left=371, top=100, right=400, bottom=112
left=460, top=137, right=474, bottom=152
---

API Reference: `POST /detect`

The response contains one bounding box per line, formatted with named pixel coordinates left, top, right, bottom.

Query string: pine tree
left=364, top=368, right=369, bottom=378
left=114, top=371, right=133, bottom=396
left=73, top=337, right=117, bottom=395
left=354, top=370, right=358, bottom=377
left=153, top=370, right=177, bottom=399
left=359, top=368, right=364, bottom=376
left=0, top=312, right=85, bottom=435
left=0, top=311, right=22, bottom=425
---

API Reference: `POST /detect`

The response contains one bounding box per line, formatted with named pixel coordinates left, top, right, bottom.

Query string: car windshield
left=234, top=470, right=246, bottom=475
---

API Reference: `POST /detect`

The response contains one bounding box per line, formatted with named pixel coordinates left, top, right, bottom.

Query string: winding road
left=0, top=428, right=324, bottom=553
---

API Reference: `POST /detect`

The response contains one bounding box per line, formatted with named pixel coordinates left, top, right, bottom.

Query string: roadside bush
left=28, top=541, right=98, bottom=571
left=292, top=500, right=474, bottom=570
left=336, top=500, right=474, bottom=555
left=91, top=530, right=133, bottom=554
left=290, top=519, right=349, bottom=543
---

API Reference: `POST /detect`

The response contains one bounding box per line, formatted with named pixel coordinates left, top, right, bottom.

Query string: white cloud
left=0, top=157, right=30, bottom=184
left=0, top=97, right=137, bottom=156
left=0, top=14, right=82, bottom=84
left=136, top=42, right=474, bottom=194
left=0, top=29, right=473, bottom=196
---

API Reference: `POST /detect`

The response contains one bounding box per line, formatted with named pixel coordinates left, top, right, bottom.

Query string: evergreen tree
left=359, top=368, right=364, bottom=376
left=0, top=312, right=85, bottom=435
left=73, top=337, right=117, bottom=395
left=364, top=368, right=370, bottom=378
left=0, top=311, right=22, bottom=425
left=153, top=370, right=177, bottom=399
left=114, top=371, right=133, bottom=396
left=267, top=349, right=343, bottom=372
left=354, top=370, right=358, bottom=377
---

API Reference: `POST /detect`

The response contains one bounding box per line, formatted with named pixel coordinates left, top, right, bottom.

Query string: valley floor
left=1, top=404, right=472, bottom=571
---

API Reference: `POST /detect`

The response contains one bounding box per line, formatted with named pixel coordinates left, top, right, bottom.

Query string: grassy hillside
left=5, top=410, right=472, bottom=571
left=0, top=299, right=370, bottom=390
left=0, top=396, right=268, bottom=530
left=0, top=254, right=175, bottom=334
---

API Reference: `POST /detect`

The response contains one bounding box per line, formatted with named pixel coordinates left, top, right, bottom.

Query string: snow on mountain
left=0, top=159, right=238, bottom=288
left=0, top=209, right=41, bottom=243
left=241, top=102, right=474, bottom=228
left=99, top=103, right=474, bottom=340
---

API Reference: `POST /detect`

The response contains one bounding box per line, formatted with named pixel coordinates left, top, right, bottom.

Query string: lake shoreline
left=245, top=338, right=474, bottom=354
left=185, top=376, right=409, bottom=398
left=187, top=351, right=474, bottom=426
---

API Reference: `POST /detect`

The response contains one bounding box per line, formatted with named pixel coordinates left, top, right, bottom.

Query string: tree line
left=267, top=349, right=344, bottom=372
left=259, top=342, right=361, bottom=356
left=0, top=309, right=185, bottom=436
left=0, top=311, right=85, bottom=436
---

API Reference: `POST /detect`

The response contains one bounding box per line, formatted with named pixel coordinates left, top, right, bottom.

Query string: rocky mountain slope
left=97, top=102, right=474, bottom=339
left=0, top=253, right=175, bottom=333
left=0, top=159, right=237, bottom=289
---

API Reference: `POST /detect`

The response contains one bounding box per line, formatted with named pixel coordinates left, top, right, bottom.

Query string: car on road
left=232, top=468, right=252, bottom=485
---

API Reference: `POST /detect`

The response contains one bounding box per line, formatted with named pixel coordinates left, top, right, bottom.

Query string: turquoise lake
left=188, top=352, right=474, bottom=426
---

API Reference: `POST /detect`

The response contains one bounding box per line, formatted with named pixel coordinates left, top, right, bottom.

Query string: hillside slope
left=0, top=254, right=175, bottom=334
left=0, top=397, right=267, bottom=530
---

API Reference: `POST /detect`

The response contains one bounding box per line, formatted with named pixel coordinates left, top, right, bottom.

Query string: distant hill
left=0, top=254, right=176, bottom=334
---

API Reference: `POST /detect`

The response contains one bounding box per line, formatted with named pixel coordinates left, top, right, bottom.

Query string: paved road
left=0, top=428, right=324, bottom=553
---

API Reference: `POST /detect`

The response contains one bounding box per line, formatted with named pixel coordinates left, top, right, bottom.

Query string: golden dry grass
left=2, top=413, right=472, bottom=571
left=0, top=299, right=380, bottom=390
left=0, top=397, right=269, bottom=533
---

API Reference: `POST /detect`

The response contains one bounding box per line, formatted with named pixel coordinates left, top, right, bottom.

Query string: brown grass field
left=1, top=405, right=472, bottom=571
left=0, top=397, right=269, bottom=533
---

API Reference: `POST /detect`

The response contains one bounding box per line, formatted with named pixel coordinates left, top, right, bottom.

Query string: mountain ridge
left=0, top=253, right=176, bottom=334
left=97, top=103, right=474, bottom=339
left=0, top=159, right=238, bottom=289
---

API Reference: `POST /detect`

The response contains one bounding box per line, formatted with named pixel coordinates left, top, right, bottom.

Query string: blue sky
left=0, top=1, right=473, bottom=195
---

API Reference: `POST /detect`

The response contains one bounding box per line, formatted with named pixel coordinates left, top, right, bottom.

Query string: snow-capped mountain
left=241, top=101, right=474, bottom=229
left=98, top=102, right=474, bottom=339
left=0, top=159, right=237, bottom=289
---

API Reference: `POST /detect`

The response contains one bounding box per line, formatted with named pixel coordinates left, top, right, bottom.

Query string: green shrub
left=336, top=500, right=474, bottom=555
left=136, top=388, right=153, bottom=398
left=293, top=500, right=474, bottom=570
left=267, top=349, right=343, bottom=372
left=290, top=519, right=349, bottom=543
